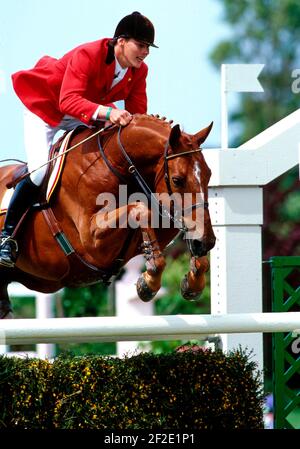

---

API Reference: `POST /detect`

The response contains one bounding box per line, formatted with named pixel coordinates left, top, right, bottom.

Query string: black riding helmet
left=114, top=11, right=158, bottom=48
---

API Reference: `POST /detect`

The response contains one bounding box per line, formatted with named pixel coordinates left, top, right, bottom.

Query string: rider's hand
left=109, top=108, right=133, bottom=126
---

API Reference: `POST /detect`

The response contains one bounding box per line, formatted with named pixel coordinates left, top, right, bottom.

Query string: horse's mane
left=130, top=113, right=174, bottom=130
left=97, top=113, right=174, bottom=149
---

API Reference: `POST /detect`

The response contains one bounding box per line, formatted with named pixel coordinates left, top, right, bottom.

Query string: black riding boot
left=0, top=177, right=40, bottom=268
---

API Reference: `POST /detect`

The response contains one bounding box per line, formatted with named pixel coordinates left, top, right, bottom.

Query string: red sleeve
left=59, top=47, right=99, bottom=125
left=125, top=64, right=148, bottom=114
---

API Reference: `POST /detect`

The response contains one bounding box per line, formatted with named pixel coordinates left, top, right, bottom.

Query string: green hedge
left=0, top=348, right=264, bottom=429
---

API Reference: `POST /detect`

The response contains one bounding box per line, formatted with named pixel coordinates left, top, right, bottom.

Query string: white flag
left=223, top=64, right=264, bottom=92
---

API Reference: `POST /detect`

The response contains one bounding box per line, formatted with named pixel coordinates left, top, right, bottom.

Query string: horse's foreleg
left=136, top=228, right=166, bottom=302
left=181, top=256, right=209, bottom=301
left=128, top=203, right=166, bottom=302
left=92, top=202, right=166, bottom=302
left=0, top=282, right=13, bottom=319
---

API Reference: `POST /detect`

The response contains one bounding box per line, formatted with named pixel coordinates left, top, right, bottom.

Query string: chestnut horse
left=0, top=114, right=215, bottom=318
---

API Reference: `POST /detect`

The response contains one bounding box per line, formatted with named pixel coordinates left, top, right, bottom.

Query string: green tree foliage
left=210, top=0, right=300, bottom=258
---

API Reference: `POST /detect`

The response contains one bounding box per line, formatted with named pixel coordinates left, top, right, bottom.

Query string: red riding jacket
left=11, top=38, right=148, bottom=127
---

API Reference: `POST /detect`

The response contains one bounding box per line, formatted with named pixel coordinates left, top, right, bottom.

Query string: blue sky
left=0, top=0, right=230, bottom=160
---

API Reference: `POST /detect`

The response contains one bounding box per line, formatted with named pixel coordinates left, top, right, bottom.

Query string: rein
left=36, top=126, right=113, bottom=172
left=97, top=126, right=209, bottom=232
left=98, top=128, right=177, bottom=226
left=5, top=126, right=114, bottom=188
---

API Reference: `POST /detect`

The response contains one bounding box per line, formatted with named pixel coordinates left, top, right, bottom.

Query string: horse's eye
left=172, top=176, right=185, bottom=187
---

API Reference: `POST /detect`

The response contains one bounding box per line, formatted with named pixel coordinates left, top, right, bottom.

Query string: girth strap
left=42, top=208, right=74, bottom=256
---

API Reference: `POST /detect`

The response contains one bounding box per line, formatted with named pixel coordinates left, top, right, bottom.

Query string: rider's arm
left=59, top=47, right=103, bottom=125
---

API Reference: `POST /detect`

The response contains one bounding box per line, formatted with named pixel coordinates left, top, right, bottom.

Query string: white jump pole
left=0, top=312, right=299, bottom=345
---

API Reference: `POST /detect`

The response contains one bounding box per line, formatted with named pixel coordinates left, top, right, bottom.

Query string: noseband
left=97, top=126, right=209, bottom=231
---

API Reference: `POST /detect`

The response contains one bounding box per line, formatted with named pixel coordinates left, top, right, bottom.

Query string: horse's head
left=155, top=122, right=216, bottom=257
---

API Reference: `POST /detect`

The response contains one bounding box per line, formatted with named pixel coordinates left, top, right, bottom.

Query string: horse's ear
left=194, top=122, right=213, bottom=147
left=169, top=124, right=181, bottom=150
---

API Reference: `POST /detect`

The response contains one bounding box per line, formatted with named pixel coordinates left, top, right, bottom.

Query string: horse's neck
left=118, top=121, right=169, bottom=166
left=58, top=120, right=169, bottom=210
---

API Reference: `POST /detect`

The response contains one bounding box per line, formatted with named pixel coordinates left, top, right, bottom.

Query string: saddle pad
left=0, top=129, right=75, bottom=215
left=46, top=129, right=75, bottom=202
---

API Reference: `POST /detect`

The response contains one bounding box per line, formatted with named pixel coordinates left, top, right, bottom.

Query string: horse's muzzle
left=187, top=236, right=216, bottom=257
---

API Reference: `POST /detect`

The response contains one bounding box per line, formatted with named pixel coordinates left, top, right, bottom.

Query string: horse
left=0, top=114, right=216, bottom=319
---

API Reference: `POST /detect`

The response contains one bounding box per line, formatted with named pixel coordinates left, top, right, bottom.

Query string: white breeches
left=23, top=108, right=88, bottom=186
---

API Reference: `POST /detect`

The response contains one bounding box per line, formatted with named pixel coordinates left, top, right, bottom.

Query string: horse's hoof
left=136, top=275, right=158, bottom=302
left=180, top=275, right=202, bottom=301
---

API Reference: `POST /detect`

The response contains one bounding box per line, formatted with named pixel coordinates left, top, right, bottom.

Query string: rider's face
left=115, top=38, right=150, bottom=69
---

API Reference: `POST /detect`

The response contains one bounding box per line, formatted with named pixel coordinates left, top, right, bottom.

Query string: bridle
left=162, top=142, right=209, bottom=212
left=97, top=126, right=209, bottom=232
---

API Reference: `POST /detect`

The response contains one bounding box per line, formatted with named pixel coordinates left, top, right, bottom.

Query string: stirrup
left=0, top=236, right=18, bottom=268
left=0, top=235, right=18, bottom=251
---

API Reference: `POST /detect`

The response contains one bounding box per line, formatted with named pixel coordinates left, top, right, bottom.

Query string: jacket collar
left=105, top=40, right=115, bottom=65
left=104, top=39, right=134, bottom=95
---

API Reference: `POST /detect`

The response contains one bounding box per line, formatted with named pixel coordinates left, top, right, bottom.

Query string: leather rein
left=97, top=126, right=209, bottom=232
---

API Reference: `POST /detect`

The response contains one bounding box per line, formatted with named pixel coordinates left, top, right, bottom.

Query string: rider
left=0, top=11, right=158, bottom=268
